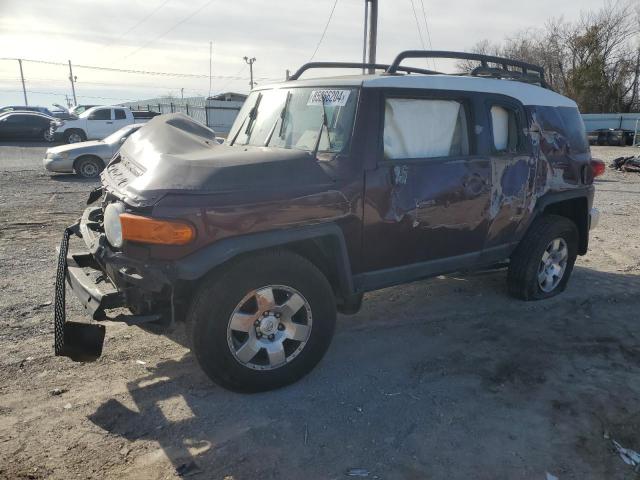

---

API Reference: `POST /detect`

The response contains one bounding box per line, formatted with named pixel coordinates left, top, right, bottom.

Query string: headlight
left=47, top=152, right=67, bottom=160
left=104, top=202, right=125, bottom=248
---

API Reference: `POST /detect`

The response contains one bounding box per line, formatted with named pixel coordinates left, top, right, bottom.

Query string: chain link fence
left=122, top=97, right=244, bottom=134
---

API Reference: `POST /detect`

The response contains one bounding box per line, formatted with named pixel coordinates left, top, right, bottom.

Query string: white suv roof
left=261, top=73, right=575, bottom=109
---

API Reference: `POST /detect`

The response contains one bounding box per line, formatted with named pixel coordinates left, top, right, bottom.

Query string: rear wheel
left=507, top=215, right=578, bottom=300
left=74, top=156, right=103, bottom=178
left=43, top=129, right=54, bottom=142
left=188, top=250, right=336, bottom=392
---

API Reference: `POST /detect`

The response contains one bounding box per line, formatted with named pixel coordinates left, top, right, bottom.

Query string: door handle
left=106, top=121, right=113, bottom=124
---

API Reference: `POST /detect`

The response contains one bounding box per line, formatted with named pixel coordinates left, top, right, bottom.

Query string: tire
left=188, top=250, right=336, bottom=392
left=64, top=129, right=86, bottom=144
left=74, top=156, right=103, bottom=178
left=43, top=129, right=54, bottom=142
left=507, top=214, right=578, bottom=301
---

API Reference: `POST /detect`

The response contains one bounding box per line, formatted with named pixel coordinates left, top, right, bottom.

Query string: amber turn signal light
left=120, top=213, right=196, bottom=245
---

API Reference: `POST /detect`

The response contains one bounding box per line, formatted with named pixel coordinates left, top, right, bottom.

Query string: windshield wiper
left=229, top=93, right=262, bottom=146
left=312, top=94, right=332, bottom=158
left=265, top=91, right=292, bottom=147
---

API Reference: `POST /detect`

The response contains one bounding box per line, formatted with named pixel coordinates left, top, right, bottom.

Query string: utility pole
left=68, top=60, right=77, bottom=105
left=366, top=0, right=378, bottom=74
left=362, top=1, right=369, bottom=73
left=17, top=59, right=28, bottom=106
left=208, top=41, right=213, bottom=98
left=244, top=56, right=256, bottom=90
left=181, top=88, right=184, bottom=100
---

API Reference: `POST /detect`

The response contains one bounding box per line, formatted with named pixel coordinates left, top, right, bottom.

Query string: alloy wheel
left=537, top=237, right=568, bottom=293
left=226, top=285, right=312, bottom=371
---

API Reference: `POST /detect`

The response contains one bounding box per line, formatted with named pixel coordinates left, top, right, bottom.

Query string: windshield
left=103, top=125, right=139, bottom=144
left=228, top=87, right=358, bottom=153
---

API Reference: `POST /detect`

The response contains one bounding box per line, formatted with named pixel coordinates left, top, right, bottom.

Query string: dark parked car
left=54, top=51, right=602, bottom=392
left=0, top=111, right=56, bottom=142
left=0, top=105, right=56, bottom=116
left=588, top=128, right=635, bottom=147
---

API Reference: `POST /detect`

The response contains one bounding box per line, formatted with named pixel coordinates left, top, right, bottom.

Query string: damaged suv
left=54, top=51, right=601, bottom=392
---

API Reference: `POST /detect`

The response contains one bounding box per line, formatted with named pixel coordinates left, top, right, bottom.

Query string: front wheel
left=74, top=156, right=103, bottom=178
left=507, top=215, right=578, bottom=300
left=188, top=250, right=336, bottom=392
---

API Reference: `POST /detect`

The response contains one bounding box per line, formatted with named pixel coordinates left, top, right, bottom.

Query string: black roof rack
left=287, top=62, right=440, bottom=81
left=287, top=51, right=550, bottom=89
left=387, top=50, right=549, bottom=88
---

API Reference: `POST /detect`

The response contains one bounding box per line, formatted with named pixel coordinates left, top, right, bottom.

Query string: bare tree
left=463, top=1, right=640, bottom=113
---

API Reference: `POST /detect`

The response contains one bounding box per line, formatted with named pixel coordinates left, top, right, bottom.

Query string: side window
left=490, top=105, right=519, bottom=153
left=114, top=109, right=126, bottom=120
left=88, top=109, right=111, bottom=120
left=383, top=98, right=470, bottom=160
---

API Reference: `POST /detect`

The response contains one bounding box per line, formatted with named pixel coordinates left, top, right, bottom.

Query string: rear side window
left=88, top=109, right=111, bottom=120
left=383, top=98, right=469, bottom=160
left=490, top=105, right=519, bottom=153
left=556, top=107, right=589, bottom=153
left=114, top=109, right=126, bottom=120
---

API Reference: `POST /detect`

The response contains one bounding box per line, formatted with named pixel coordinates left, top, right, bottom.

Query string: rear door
left=362, top=89, right=491, bottom=275
left=86, top=108, right=113, bottom=139
left=483, top=97, right=536, bottom=249
left=112, top=108, right=130, bottom=131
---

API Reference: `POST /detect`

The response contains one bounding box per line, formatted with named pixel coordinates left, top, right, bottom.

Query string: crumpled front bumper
left=53, top=206, right=174, bottom=361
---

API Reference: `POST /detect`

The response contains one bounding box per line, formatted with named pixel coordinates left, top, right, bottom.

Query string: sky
left=0, top=0, right=612, bottom=109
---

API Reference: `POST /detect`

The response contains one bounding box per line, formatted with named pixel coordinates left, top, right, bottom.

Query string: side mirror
left=120, top=137, right=127, bottom=144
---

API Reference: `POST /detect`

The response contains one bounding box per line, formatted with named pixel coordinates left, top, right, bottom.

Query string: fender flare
left=533, top=188, right=592, bottom=213
left=172, top=223, right=355, bottom=298
left=531, top=187, right=593, bottom=254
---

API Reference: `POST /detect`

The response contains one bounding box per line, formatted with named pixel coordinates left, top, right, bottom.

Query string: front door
left=86, top=108, right=114, bottom=139
left=361, top=91, right=491, bottom=280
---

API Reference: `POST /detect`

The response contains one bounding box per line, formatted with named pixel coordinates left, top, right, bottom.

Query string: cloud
left=0, top=0, right=615, bottom=106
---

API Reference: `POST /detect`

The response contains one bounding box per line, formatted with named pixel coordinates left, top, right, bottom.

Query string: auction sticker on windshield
left=307, top=90, right=351, bottom=107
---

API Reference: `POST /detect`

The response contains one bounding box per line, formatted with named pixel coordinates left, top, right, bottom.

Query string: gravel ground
left=0, top=143, right=639, bottom=480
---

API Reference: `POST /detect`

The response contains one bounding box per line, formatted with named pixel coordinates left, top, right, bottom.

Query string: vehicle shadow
left=87, top=265, right=640, bottom=478
left=0, top=141, right=62, bottom=147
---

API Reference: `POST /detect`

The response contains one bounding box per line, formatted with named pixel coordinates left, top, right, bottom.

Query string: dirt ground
left=1, top=142, right=639, bottom=480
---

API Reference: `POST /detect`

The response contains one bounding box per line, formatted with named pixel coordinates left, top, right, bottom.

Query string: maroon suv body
left=54, top=52, right=599, bottom=392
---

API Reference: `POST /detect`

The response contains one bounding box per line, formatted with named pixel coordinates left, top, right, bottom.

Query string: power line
left=308, top=0, right=339, bottom=62
left=418, top=0, right=437, bottom=70
left=99, top=0, right=172, bottom=50
left=0, top=88, right=138, bottom=102
left=0, top=57, right=255, bottom=80
left=121, top=0, right=216, bottom=61
left=409, top=0, right=427, bottom=50
left=215, top=64, right=247, bottom=93
left=418, top=0, right=434, bottom=49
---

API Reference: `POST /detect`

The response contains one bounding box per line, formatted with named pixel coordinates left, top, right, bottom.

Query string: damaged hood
left=48, top=140, right=106, bottom=155
left=102, top=113, right=333, bottom=206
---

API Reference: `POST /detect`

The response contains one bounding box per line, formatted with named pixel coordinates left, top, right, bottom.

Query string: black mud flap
left=54, top=227, right=105, bottom=362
